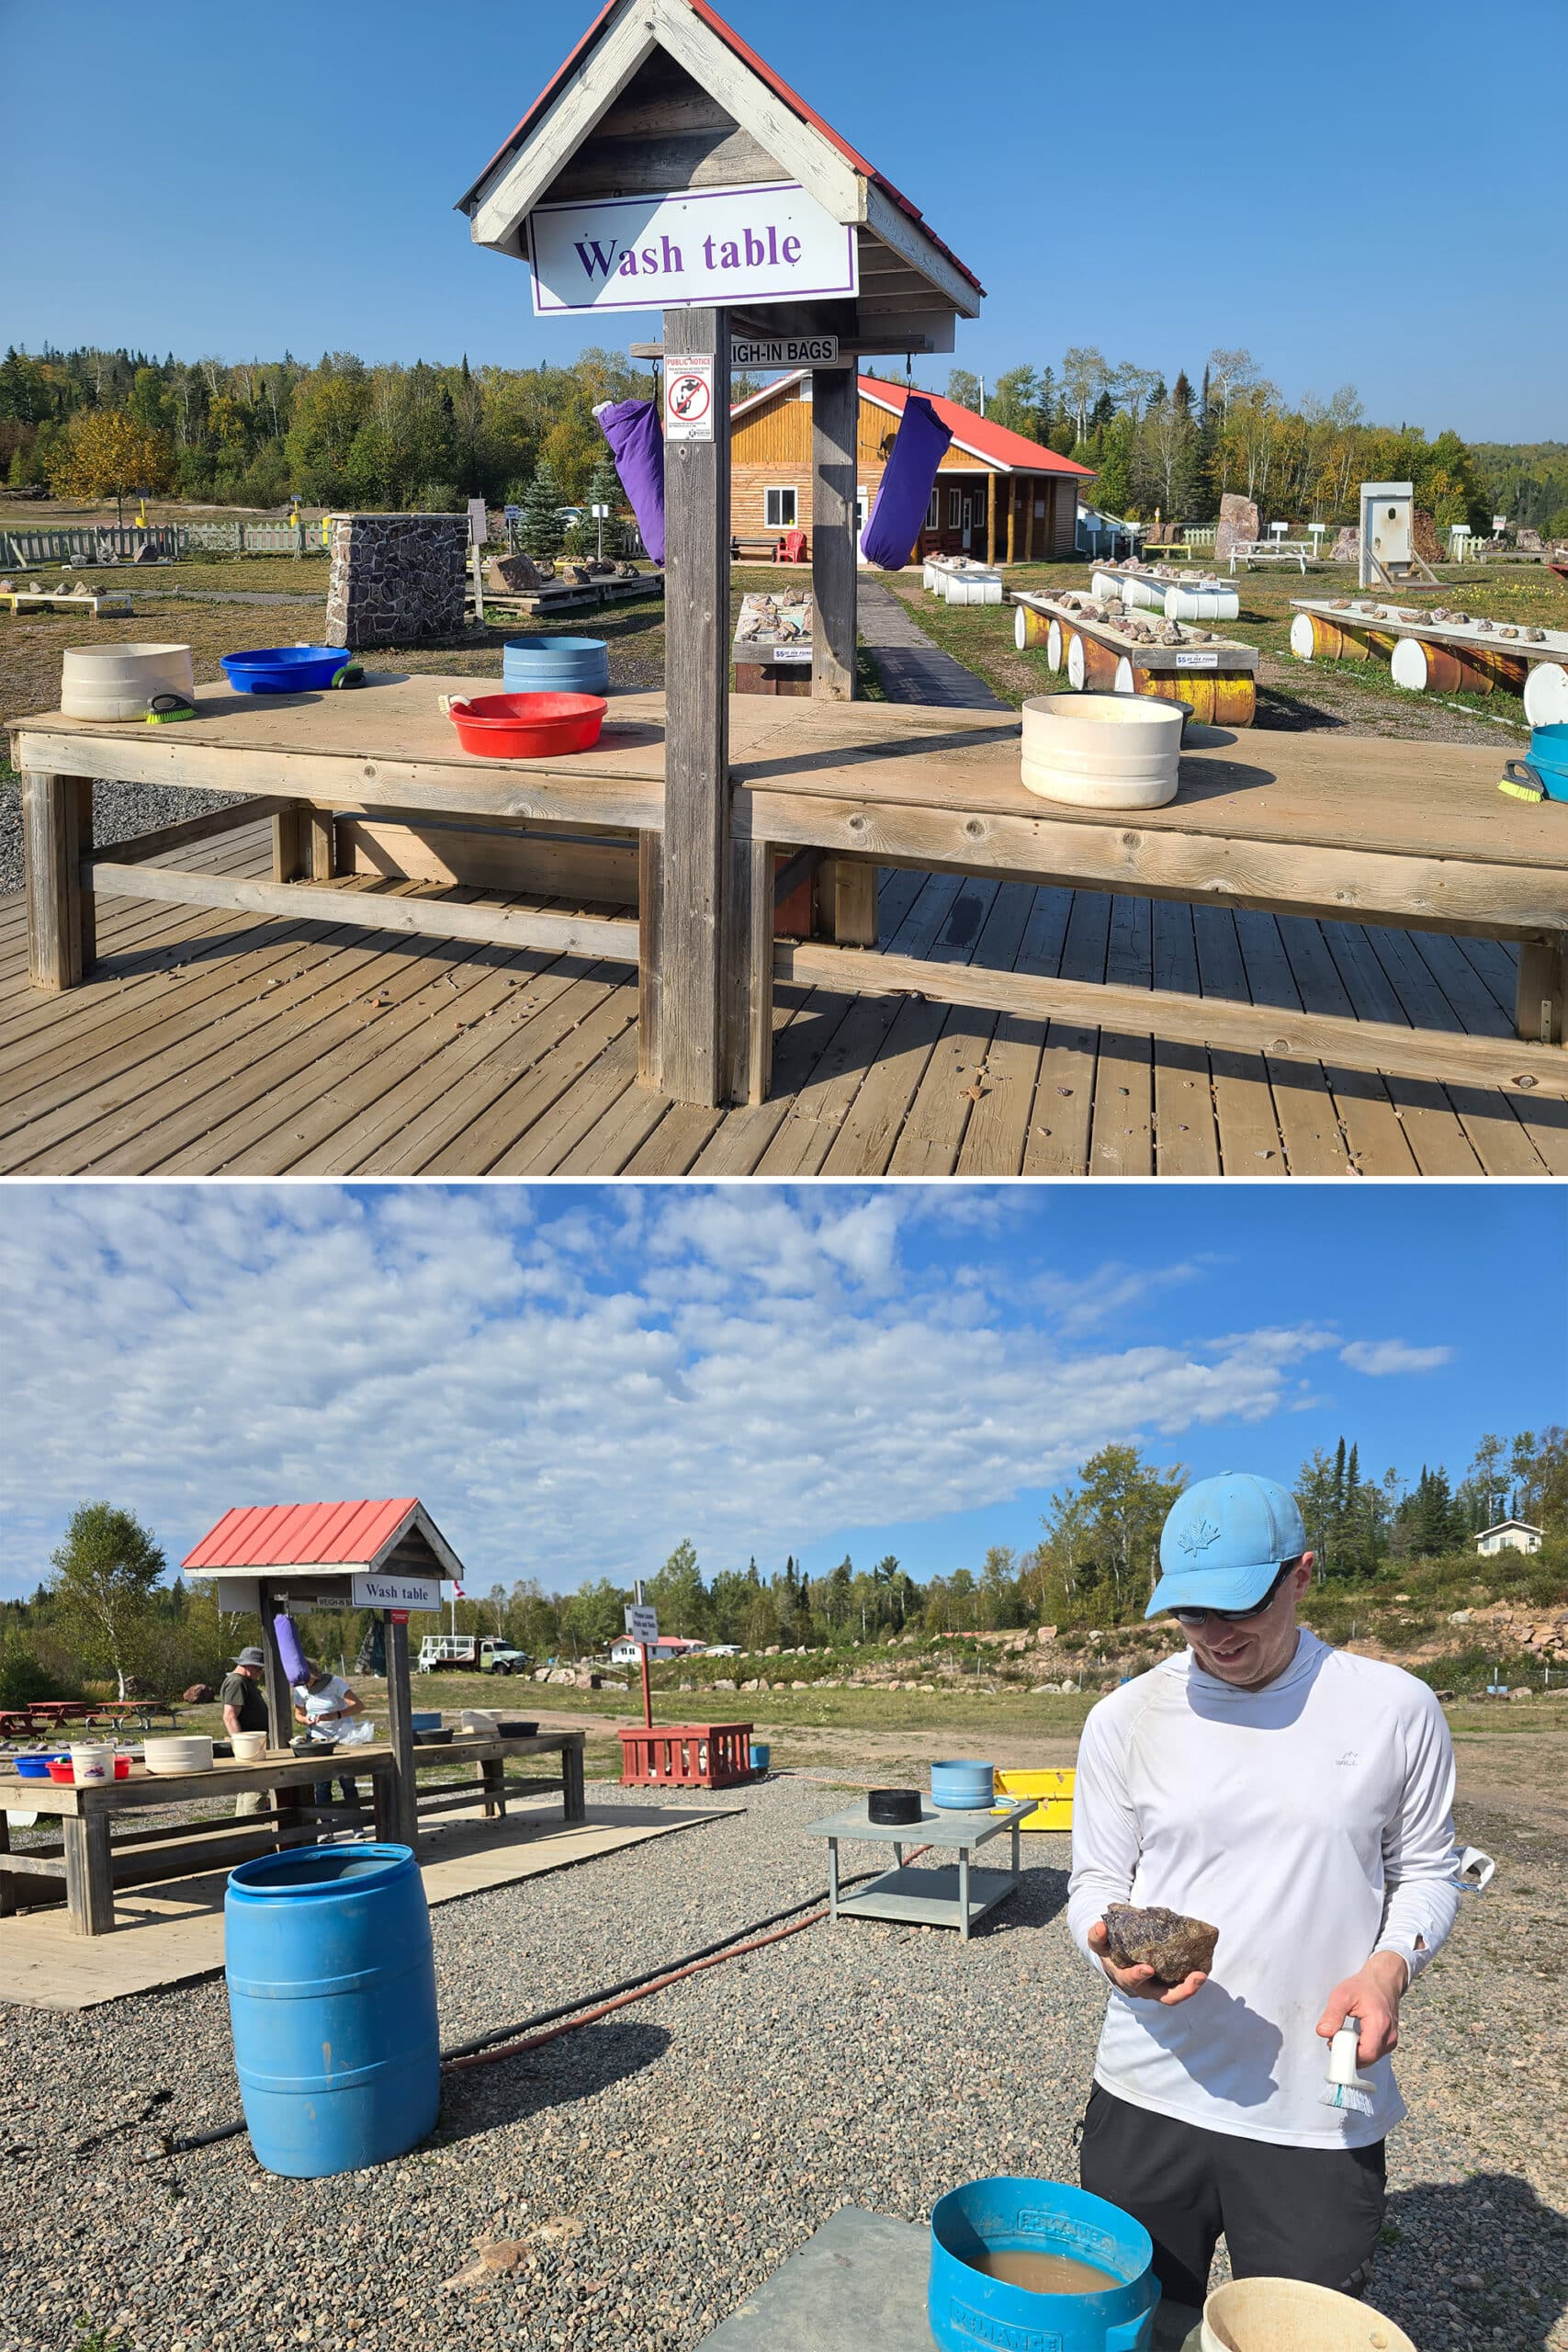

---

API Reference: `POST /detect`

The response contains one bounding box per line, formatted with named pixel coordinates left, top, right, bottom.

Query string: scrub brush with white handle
left=1321, top=2015, right=1377, bottom=2117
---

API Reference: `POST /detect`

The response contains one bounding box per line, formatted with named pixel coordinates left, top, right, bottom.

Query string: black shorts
left=1077, top=2082, right=1386, bottom=2310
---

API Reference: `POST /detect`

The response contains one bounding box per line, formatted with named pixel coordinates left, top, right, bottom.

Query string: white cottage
left=1473, top=1519, right=1544, bottom=1556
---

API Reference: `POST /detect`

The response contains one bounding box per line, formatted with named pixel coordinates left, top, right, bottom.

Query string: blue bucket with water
left=930, top=1758, right=995, bottom=1811
left=225, top=1843, right=441, bottom=2178
left=930, top=2177, right=1158, bottom=2352
left=502, top=634, right=610, bottom=696
left=749, top=1741, right=770, bottom=1772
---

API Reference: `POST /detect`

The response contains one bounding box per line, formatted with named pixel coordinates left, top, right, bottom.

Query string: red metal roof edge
left=182, top=1498, right=421, bottom=1572
left=456, top=0, right=985, bottom=297
left=731, top=371, right=1094, bottom=480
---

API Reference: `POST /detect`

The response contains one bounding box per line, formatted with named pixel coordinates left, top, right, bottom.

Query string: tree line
left=4, top=340, right=1558, bottom=540
left=931, top=345, right=1540, bottom=535
left=3, top=1426, right=1560, bottom=1708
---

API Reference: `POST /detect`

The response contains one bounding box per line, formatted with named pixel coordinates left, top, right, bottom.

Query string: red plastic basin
left=446, top=691, right=607, bottom=759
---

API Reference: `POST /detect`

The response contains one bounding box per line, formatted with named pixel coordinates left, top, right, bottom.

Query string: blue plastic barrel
left=930, top=2177, right=1158, bottom=2352
left=225, top=1844, right=441, bottom=2178
left=930, top=1758, right=995, bottom=1811
left=750, top=1741, right=770, bottom=1772
left=502, top=635, right=610, bottom=696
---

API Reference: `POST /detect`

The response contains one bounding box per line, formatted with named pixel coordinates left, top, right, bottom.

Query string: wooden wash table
left=12, top=684, right=1568, bottom=1110
left=0, top=1748, right=400, bottom=1937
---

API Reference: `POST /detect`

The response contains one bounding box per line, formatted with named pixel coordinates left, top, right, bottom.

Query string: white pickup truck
left=416, top=1634, right=530, bottom=1676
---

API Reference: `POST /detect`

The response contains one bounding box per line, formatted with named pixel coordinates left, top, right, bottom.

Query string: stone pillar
left=324, top=513, right=468, bottom=650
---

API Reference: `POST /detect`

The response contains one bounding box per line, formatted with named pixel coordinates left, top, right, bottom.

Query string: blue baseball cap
left=1145, top=1472, right=1308, bottom=1618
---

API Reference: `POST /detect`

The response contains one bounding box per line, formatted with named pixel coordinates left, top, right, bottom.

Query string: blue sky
left=1, top=1185, right=1561, bottom=1603
left=6, top=1, right=1564, bottom=442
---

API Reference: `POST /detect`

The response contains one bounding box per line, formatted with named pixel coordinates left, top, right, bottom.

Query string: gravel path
left=2, top=1774, right=1562, bottom=2352
left=0, top=778, right=250, bottom=895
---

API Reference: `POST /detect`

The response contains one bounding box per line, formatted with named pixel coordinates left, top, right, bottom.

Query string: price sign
left=665, top=356, right=715, bottom=442
left=1174, top=651, right=1220, bottom=669
left=625, top=1603, right=659, bottom=1645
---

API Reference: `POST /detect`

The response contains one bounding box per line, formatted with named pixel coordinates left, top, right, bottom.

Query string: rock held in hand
left=1103, top=1903, right=1218, bottom=1984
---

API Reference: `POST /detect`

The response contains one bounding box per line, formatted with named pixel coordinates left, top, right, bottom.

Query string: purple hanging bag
left=593, top=399, right=666, bottom=567
left=860, top=393, right=953, bottom=571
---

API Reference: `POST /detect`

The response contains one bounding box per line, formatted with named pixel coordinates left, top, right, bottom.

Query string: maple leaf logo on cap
left=1179, top=1516, right=1223, bottom=1557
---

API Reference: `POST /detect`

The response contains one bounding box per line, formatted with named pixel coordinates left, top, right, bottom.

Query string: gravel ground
left=0, top=779, right=250, bottom=895
left=2, top=1773, right=1563, bottom=2352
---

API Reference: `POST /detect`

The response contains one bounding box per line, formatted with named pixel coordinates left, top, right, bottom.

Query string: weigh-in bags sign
left=527, top=181, right=858, bottom=316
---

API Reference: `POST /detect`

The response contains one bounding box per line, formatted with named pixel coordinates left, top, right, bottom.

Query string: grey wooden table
left=805, top=1795, right=1038, bottom=1941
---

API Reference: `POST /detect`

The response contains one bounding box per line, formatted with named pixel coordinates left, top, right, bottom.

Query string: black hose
left=164, top=1871, right=877, bottom=2156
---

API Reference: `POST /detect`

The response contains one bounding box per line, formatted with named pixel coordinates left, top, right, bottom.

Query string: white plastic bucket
left=229, top=1730, right=268, bottom=1763
left=61, top=642, right=194, bottom=719
left=1021, top=692, right=1182, bottom=808
left=1164, top=584, right=1238, bottom=622
left=1201, top=2278, right=1416, bottom=2352
left=70, top=1743, right=115, bottom=1786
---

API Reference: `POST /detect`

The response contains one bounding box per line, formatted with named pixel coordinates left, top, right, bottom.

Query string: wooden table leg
left=371, top=1761, right=395, bottom=1843
left=23, top=771, right=94, bottom=989
left=273, top=804, right=307, bottom=883
left=0, top=1806, right=13, bottom=1918
left=1516, top=936, right=1566, bottom=1046
left=562, top=1738, right=586, bottom=1825
left=816, top=856, right=878, bottom=948
left=62, top=1810, right=115, bottom=1936
left=957, top=1844, right=971, bottom=1943
left=307, top=805, right=337, bottom=881
left=481, top=1754, right=505, bottom=1822
left=728, top=830, right=773, bottom=1106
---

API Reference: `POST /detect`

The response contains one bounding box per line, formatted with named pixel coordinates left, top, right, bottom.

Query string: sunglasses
left=1171, top=1560, right=1295, bottom=1629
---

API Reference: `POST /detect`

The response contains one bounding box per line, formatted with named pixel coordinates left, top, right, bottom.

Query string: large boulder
left=183, top=1682, right=215, bottom=1704
left=1213, top=492, right=1260, bottom=563
left=489, top=551, right=543, bottom=593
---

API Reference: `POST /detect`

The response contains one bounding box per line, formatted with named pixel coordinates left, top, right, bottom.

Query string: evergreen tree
left=519, top=457, right=567, bottom=558
left=584, top=447, right=625, bottom=554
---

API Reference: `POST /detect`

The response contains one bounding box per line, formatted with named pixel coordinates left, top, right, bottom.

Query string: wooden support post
left=810, top=365, right=857, bottom=701
left=1006, top=482, right=1017, bottom=566
left=256, top=1578, right=291, bottom=1756
left=23, top=771, right=94, bottom=990
left=637, top=828, right=662, bottom=1087
left=816, top=857, right=878, bottom=949
left=307, top=806, right=337, bottom=882
left=727, top=828, right=774, bottom=1106
left=62, top=1810, right=115, bottom=1936
left=1516, top=936, right=1567, bottom=1046
left=1024, top=478, right=1035, bottom=564
left=273, top=804, right=307, bottom=883
left=562, top=1736, right=586, bottom=1825
left=986, top=471, right=997, bottom=565
left=656, top=304, right=732, bottom=1106
left=383, top=1613, right=420, bottom=1850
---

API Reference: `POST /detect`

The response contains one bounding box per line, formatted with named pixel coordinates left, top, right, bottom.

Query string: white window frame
left=926, top=487, right=940, bottom=529
left=948, top=487, right=963, bottom=528
left=765, top=486, right=798, bottom=530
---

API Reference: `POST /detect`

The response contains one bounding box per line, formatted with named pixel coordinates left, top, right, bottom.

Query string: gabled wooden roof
left=457, top=0, right=983, bottom=338
left=183, top=1498, right=464, bottom=1580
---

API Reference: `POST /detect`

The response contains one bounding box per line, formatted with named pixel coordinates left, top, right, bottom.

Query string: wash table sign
left=526, top=181, right=859, bottom=313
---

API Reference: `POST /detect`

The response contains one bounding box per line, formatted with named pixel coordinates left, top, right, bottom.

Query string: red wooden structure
left=617, top=1722, right=755, bottom=1789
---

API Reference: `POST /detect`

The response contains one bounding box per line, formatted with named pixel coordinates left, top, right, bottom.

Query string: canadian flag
left=449, top=1581, right=466, bottom=1599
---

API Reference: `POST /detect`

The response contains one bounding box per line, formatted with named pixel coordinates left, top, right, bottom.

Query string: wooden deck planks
left=0, top=858, right=1553, bottom=1176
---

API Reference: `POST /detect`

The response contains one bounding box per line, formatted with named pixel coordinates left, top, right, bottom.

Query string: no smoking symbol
left=670, top=371, right=711, bottom=422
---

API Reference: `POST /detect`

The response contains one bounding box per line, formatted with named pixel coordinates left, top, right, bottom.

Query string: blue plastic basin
left=930, top=1758, right=995, bottom=1811
left=502, top=634, right=610, bottom=695
left=225, top=1843, right=440, bottom=2178
left=410, top=1713, right=442, bottom=1733
left=930, top=2177, right=1159, bottom=2352
left=220, top=646, right=349, bottom=694
left=15, top=1754, right=67, bottom=1778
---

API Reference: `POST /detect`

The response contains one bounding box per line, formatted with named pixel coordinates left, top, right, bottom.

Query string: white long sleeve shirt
left=1066, top=1630, right=1461, bottom=2148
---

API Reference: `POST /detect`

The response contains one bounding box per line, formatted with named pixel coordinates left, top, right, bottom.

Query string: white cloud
left=1340, top=1339, right=1455, bottom=1376
left=0, top=1187, right=1340, bottom=1600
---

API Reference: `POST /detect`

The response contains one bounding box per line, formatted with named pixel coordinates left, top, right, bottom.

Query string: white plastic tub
left=229, top=1730, right=268, bottom=1763
left=1201, top=2278, right=1415, bottom=2352
left=1021, top=692, right=1183, bottom=808
left=70, top=1743, right=115, bottom=1786
left=61, top=642, right=194, bottom=719
left=143, top=1734, right=214, bottom=1776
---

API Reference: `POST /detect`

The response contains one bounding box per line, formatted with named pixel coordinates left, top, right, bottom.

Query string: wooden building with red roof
left=730, top=372, right=1094, bottom=565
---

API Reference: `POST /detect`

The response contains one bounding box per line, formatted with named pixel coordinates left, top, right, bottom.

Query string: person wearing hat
left=1067, top=1471, right=1461, bottom=2342
left=221, top=1646, right=271, bottom=1820
left=292, top=1658, right=366, bottom=1822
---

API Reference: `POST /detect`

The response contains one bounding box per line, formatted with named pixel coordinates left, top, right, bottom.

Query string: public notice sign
left=625, top=1604, right=659, bottom=1645
left=352, top=1568, right=443, bottom=1613
left=665, top=356, right=715, bottom=442
left=527, top=181, right=858, bottom=317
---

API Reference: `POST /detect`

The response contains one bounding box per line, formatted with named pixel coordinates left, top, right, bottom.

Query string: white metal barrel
left=1390, top=636, right=1431, bottom=692
left=1119, top=575, right=1168, bottom=611
left=1114, top=655, right=1137, bottom=694
left=1066, top=631, right=1087, bottom=690
left=1020, top=692, right=1181, bottom=808
left=1288, top=611, right=1317, bottom=660
left=1524, top=660, right=1568, bottom=727
left=1164, top=584, right=1239, bottom=622
left=1046, top=618, right=1064, bottom=672
left=1090, top=570, right=1122, bottom=601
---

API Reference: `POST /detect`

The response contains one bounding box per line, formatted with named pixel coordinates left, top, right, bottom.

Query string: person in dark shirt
left=221, top=1646, right=270, bottom=1818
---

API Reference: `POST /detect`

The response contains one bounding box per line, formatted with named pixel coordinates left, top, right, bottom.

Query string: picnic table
left=1229, top=538, right=1314, bottom=571
left=0, top=1729, right=585, bottom=1936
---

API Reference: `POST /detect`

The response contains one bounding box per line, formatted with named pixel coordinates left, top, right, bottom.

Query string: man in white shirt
left=1067, top=1471, right=1461, bottom=2334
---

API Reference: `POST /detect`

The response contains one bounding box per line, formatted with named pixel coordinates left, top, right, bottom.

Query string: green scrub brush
left=1321, top=2016, right=1377, bottom=2117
